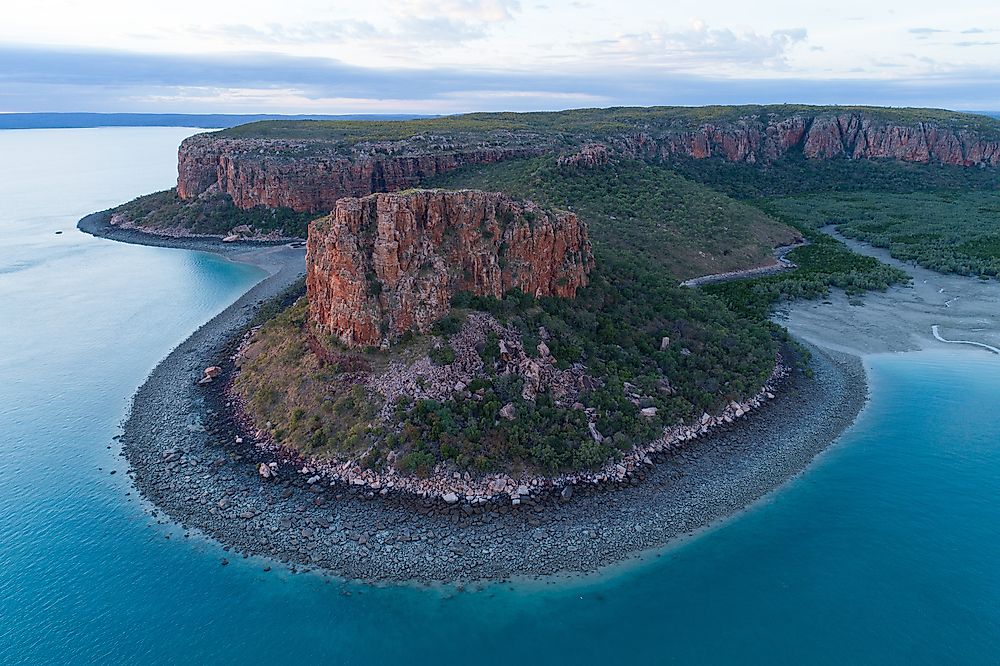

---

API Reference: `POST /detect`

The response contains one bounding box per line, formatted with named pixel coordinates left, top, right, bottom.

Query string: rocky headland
left=84, top=104, right=1000, bottom=583
left=81, top=210, right=867, bottom=582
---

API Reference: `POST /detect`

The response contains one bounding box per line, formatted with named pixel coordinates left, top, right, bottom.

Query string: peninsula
left=86, top=104, right=1000, bottom=581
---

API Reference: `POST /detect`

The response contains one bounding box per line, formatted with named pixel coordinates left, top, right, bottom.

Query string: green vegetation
left=112, top=189, right=316, bottom=237
left=429, top=158, right=799, bottom=280
left=667, top=154, right=1000, bottom=200
left=216, top=105, right=1000, bottom=143
left=235, top=253, right=777, bottom=474
left=382, top=254, right=776, bottom=473
left=767, top=191, right=1000, bottom=277
left=704, top=226, right=910, bottom=319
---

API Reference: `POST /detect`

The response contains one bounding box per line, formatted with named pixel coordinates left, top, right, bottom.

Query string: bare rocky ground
left=81, top=211, right=870, bottom=583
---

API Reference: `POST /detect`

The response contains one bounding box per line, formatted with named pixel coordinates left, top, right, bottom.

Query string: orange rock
left=176, top=111, right=1000, bottom=214
left=306, top=190, right=593, bottom=348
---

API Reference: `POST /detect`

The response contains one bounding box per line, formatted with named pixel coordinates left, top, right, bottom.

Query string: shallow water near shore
left=3, top=128, right=1000, bottom=664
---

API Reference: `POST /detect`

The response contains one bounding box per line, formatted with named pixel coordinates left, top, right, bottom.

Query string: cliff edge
left=306, top=189, right=594, bottom=348
left=177, top=107, right=1000, bottom=213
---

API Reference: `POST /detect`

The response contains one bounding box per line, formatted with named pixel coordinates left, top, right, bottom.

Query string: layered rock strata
left=177, top=110, right=1000, bottom=212
left=177, top=135, right=547, bottom=212
left=306, top=189, right=593, bottom=348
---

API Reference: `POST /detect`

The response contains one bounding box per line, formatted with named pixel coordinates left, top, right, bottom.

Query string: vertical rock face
left=176, top=136, right=547, bottom=212
left=177, top=110, right=1000, bottom=213
left=306, top=190, right=593, bottom=348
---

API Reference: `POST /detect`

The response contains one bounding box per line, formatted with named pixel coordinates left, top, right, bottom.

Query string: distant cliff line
left=175, top=105, right=1000, bottom=213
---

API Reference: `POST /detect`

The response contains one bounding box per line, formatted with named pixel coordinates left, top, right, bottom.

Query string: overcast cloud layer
left=1, top=0, right=998, bottom=113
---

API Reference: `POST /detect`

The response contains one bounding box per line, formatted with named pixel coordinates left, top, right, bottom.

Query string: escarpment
left=305, top=189, right=593, bottom=348
left=604, top=113, right=1000, bottom=166
left=177, top=108, right=1000, bottom=212
left=177, top=134, right=550, bottom=212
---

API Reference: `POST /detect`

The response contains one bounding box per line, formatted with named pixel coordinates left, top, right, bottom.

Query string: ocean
left=2, top=127, right=998, bottom=664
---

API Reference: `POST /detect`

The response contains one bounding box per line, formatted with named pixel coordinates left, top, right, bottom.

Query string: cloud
left=194, top=0, right=520, bottom=48
left=909, top=27, right=946, bottom=37
left=2, top=43, right=1000, bottom=114
left=575, top=22, right=808, bottom=71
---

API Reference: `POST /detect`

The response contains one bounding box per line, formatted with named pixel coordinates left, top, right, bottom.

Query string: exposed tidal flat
left=8, top=128, right=1000, bottom=663
left=779, top=227, right=1000, bottom=356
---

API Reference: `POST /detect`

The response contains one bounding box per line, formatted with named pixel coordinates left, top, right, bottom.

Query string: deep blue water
left=2, top=128, right=1000, bottom=665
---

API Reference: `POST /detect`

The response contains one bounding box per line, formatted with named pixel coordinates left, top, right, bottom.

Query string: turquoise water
left=3, top=128, right=1000, bottom=664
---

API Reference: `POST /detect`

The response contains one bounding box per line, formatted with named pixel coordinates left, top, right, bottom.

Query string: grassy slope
left=427, top=158, right=800, bottom=280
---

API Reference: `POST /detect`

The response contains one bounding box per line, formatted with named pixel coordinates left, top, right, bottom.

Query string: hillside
left=109, top=104, right=997, bottom=485
left=426, top=157, right=800, bottom=280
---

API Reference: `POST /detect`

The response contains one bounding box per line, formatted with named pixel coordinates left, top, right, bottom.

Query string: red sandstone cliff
left=177, top=135, right=548, bottom=212
left=605, top=113, right=1000, bottom=166
left=178, top=110, right=1000, bottom=213
left=306, top=190, right=593, bottom=348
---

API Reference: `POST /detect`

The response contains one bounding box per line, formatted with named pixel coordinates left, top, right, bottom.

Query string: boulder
left=499, top=402, right=516, bottom=420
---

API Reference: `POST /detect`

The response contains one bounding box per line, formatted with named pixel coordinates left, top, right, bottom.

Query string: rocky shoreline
left=78, top=210, right=303, bottom=253
left=82, top=212, right=869, bottom=583
left=230, top=322, right=792, bottom=505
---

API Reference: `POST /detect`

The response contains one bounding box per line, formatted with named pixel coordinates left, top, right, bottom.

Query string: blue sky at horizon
left=1, top=0, right=998, bottom=114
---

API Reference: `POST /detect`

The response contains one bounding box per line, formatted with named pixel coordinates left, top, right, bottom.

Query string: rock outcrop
left=177, top=109, right=1000, bottom=213
left=606, top=113, right=1000, bottom=166
left=306, top=190, right=593, bottom=348
left=177, top=134, right=549, bottom=212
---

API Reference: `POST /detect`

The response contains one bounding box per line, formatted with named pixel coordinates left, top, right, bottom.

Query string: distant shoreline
left=78, top=210, right=298, bottom=253
left=0, top=112, right=432, bottom=131
left=81, top=210, right=868, bottom=583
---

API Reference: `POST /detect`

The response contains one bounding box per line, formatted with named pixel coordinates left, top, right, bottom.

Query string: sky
left=1, top=0, right=999, bottom=114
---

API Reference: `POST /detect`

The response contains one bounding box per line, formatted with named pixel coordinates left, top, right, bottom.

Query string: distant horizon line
left=1, top=108, right=998, bottom=130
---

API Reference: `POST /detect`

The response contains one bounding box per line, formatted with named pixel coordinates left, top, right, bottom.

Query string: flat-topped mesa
left=306, top=189, right=594, bottom=348
left=177, top=108, right=1000, bottom=212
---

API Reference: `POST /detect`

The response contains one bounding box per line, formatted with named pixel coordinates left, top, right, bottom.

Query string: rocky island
left=83, top=104, right=1000, bottom=582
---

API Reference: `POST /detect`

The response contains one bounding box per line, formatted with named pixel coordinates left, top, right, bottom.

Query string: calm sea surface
left=2, top=128, right=999, bottom=665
